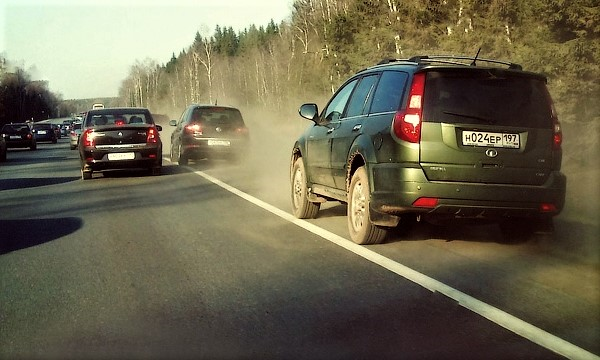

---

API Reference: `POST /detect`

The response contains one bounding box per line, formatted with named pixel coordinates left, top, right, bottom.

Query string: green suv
left=291, top=55, right=566, bottom=245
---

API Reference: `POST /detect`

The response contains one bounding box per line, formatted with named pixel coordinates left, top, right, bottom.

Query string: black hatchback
left=1, top=123, right=37, bottom=150
left=169, top=105, right=249, bottom=165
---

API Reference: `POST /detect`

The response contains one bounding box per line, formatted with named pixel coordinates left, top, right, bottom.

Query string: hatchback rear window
left=422, top=70, right=552, bottom=128
left=191, top=107, right=245, bottom=126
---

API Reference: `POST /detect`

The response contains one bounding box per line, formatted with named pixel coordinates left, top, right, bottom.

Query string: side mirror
left=299, top=103, right=319, bottom=122
left=169, top=120, right=177, bottom=126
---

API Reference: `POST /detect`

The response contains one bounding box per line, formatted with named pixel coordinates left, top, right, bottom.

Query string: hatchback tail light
left=147, top=127, right=159, bottom=144
left=392, top=72, right=425, bottom=143
left=185, top=123, right=202, bottom=135
left=543, top=86, right=562, bottom=150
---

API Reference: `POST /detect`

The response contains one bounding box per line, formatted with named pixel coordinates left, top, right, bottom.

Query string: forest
left=116, top=0, right=598, bottom=125
left=1, top=0, right=598, bottom=143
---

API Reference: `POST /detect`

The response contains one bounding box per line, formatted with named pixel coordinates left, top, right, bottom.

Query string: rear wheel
left=348, top=166, right=387, bottom=245
left=178, top=144, right=188, bottom=165
left=81, top=169, right=92, bottom=180
left=291, top=157, right=320, bottom=219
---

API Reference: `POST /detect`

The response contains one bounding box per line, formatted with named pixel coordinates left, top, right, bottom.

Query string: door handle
left=352, top=124, right=362, bottom=132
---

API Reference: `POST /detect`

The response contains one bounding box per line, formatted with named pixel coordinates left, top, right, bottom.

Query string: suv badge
left=118, top=132, right=123, bottom=137
left=215, top=127, right=222, bottom=133
left=485, top=149, right=498, bottom=158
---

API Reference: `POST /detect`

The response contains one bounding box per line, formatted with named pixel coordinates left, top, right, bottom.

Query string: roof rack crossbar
left=407, top=55, right=522, bottom=70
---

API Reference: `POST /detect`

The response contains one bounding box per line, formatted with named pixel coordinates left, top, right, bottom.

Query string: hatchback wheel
left=291, top=157, right=320, bottom=219
left=178, top=144, right=188, bottom=165
left=348, top=166, right=387, bottom=245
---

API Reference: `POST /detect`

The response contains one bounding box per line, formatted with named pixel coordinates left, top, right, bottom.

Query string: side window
left=322, top=79, right=358, bottom=122
left=370, top=71, right=408, bottom=114
left=345, top=74, right=379, bottom=118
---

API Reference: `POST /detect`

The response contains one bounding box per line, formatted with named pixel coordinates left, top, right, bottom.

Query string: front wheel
left=348, top=166, right=387, bottom=245
left=291, top=157, right=320, bottom=219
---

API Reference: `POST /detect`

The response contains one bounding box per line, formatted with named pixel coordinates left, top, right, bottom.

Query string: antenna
left=471, top=48, right=482, bottom=66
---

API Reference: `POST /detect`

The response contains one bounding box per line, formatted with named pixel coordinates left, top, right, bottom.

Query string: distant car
left=69, top=122, right=82, bottom=150
left=53, top=124, right=62, bottom=139
left=1, top=123, right=37, bottom=150
left=79, top=107, right=163, bottom=179
left=32, top=123, right=58, bottom=143
left=0, top=133, right=6, bottom=162
left=169, top=105, right=249, bottom=165
left=62, top=120, right=73, bottom=135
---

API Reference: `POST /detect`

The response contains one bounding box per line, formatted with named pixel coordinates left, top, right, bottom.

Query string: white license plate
left=37, top=130, right=47, bottom=134
left=462, top=131, right=520, bottom=148
left=107, top=152, right=135, bottom=160
left=10, top=135, right=21, bottom=139
left=207, top=140, right=230, bottom=146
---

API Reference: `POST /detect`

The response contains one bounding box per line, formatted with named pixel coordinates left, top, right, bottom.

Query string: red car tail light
left=543, top=86, right=562, bottom=150
left=185, top=123, right=202, bottom=135
left=392, top=72, right=425, bottom=143
left=147, top=127, right=159, bottom=144
left=82, top=129, right=96, bottom=147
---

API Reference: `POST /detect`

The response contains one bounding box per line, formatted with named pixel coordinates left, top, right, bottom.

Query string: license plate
left=107, top=152, right=135, bottom=160
left=10, top=135, right=21, bottom=139
left=462, top=131, right=520, bottom=148
left=208, top=140, right=230, bottom=146
left=38, top=130, right=47, bottom=134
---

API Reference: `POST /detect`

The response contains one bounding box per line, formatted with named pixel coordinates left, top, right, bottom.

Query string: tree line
left=1, top=0, right=598, bottom=128
left=119, top=0, right=599, bottom=126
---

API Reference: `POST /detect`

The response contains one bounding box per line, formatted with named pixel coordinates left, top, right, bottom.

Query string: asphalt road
left=0, top=135, right=598, bottom=359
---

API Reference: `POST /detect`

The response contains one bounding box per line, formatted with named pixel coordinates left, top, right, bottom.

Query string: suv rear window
left=422, top=70, right=552, bottom=128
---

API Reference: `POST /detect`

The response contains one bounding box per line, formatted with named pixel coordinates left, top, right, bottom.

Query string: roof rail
left=407, top=55, right=522, bottom=70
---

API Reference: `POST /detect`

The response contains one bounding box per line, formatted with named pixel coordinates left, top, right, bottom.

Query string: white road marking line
left=189, top=167, right=598, bottom=360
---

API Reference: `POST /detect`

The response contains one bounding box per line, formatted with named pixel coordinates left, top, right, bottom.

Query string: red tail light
left=82, top=129, right=95, bottom=147
left=552, top=117, right=562, bottom=150
left=540, top=203, right=557, bottom=213
left=392, top=72, right=425, bottom=143
left=185, top=123, right=202, bottom=135
left=412, top=197, right=438, bottom=208
left=147, top=127, right=159, bottom=144
left=115, top=119, right=125, bottom=126
left=544, top=86, right=562, bottom=150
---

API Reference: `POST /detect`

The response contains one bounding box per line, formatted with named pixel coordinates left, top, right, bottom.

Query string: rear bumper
left=369, top=163, right=566, bottom=221
left=182, top=138, right=246, bottom=159
left=81, top=146, right=162, bottom=171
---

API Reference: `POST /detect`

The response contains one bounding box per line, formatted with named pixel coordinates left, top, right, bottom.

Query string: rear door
left=419, top=68, right=555, bottom=186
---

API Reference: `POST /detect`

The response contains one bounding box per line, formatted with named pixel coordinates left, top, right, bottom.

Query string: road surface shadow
left=0, top=217, right=83, bottom=255
left=0, top=177, right=80, bottom=191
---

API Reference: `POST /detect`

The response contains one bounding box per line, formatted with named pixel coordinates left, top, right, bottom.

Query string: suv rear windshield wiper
left=443, top=111, right=496, bottom=125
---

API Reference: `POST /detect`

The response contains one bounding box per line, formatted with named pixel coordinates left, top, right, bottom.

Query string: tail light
left=82, top=129, right=95, bottom=147
left=412, top=197, right=438, bottom=208
left=392, top=72, right=425, bottom=143
left=544, top=86, right=562, bottom=150
left=540, top=203, right=557, bottom=213
left=185, top=123, right=202, bottom=135
left=147, top=127, right=159, bottom=144
left=26, top=133, right=32, bottom=139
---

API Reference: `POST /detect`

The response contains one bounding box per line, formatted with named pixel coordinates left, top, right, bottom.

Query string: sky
left=0, top=0, right=293, bottom=99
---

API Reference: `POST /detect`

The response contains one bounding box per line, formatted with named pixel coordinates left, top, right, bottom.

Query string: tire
left=150, top=166, right=161, bottom=176
left=178, top=144, right=188, bottom=166
left=170, top=143, right=178, bottom=163
left=82, top=170, right=92, bottom=180
left=291, top=157, right=320, bottom=219
left=347, top=166, right=387, bottom=245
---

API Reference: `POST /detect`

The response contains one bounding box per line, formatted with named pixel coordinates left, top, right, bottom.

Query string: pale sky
left=0, top=0, right=293, bottom=99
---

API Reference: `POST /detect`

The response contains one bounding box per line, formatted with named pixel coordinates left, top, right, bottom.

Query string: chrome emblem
left=118, top=132, right=123, bottom=137
left=485, top=149, right=498, bottom=158
left=215, top=127, right=222, bottom=133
